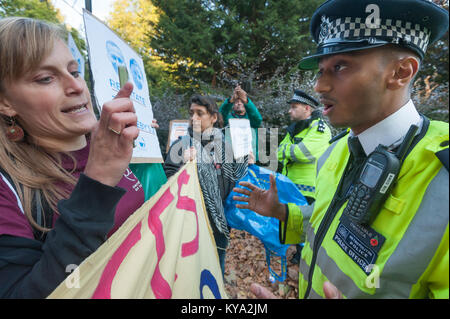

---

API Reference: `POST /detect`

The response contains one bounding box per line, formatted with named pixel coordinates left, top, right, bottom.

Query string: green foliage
left=106, top=0, right=176, bottom=96
left=417, top=37, right=449, bottom=86
left=0, top=0, right=60, bottom=22
left=2, top=0, right=447, bottom=135
left=414, top=1, right=448, bottom=122
left=150, top=0, right=322, bottom=89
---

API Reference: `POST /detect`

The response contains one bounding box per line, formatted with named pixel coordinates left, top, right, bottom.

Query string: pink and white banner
left=48, top=162, right=227, bottom=299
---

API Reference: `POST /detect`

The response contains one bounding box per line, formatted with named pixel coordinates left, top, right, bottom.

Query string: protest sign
left=48, top=162, right=227, bottom=299
left=83, top=10, right=162, bottom=163
left=167, top=120, right=190, bottom=152
left=229, top=118, right=252, bottom=159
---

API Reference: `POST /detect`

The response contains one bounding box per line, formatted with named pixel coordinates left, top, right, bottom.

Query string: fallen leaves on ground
left=224, top=229, right=299, bottom=299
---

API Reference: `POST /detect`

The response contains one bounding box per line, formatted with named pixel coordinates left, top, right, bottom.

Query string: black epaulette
left=317, top=118, right=326, bottom=133
left=435, top=141, right=449, bottom=172
left=329, top=129, right=350, bottom=144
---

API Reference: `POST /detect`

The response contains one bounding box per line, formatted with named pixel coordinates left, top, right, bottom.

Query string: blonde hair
left=0, top=17, right=77, bottom=233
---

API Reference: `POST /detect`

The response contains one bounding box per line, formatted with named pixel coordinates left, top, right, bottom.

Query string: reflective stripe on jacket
left=277, top=118, right=331, bottom=198
left=281, top=120, right=449, bottom=299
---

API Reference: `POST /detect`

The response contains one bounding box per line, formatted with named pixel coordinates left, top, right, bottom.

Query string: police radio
left=344, top=124, right=419, bottom=225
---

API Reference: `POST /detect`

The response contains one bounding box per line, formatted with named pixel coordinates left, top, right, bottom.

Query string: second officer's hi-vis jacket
left=280, top=102, right=449, bottom=299
left=278, top=110, right=331, bottom=199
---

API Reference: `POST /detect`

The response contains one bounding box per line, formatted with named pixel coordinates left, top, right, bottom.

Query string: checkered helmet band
left=292, top=94, right=317, bottom=108
left=318, top=15, right=431, bottom=54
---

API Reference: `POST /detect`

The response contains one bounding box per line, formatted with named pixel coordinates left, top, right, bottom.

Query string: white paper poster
left=83, top=10, right=163, bottom=163
left=229, top=118, right=252, bottom=159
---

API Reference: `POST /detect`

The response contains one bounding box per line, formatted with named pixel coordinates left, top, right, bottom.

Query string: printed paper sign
left=83, top=10, right=162, bottom=162
left=229, top=118, right=252, bottom=159
left=167, top=120, right=190, bottom=152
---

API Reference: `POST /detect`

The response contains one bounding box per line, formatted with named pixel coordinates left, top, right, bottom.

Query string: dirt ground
left=223, top=228, right=299, bottom=299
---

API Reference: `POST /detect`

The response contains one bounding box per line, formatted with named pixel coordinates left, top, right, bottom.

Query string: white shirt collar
left=350, top=99, right=423, bottom=156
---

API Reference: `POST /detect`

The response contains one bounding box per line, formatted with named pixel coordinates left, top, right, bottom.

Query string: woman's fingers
left=84, top=83, right=138, bottom=187
left=107, top=111, right=138, bottom=136
left=115, top=81, right=134, bottom=99
left=98, top=83, right=135, bottom=133
left=119, top=125, right=139, bottom=147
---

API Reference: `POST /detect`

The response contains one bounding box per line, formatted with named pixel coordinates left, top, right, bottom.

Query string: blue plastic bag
left=224, top=164, right=307, bottom=282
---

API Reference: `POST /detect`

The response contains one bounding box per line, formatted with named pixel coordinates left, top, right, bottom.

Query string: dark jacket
left=0, top=174, right=126, bottom=298
left=163, top=128, right=247, bottom=249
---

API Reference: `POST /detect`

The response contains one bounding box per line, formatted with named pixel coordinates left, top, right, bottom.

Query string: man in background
left=278, top=89, right=331, bottom=263
left=220, top=85, right=262, bottom=161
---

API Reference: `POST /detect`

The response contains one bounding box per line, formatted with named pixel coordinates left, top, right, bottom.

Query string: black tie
left=347, top=136, right=366, bottom=160
left=337, top=136, right=367, bottom=199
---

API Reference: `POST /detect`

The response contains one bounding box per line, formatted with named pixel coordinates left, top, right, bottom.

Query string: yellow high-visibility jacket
left=281, top=119, right=449, bottom=299
left=278, top=113, right=331, bottom=199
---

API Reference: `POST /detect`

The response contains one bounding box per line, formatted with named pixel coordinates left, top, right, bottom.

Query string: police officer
left=278, top=90, right=332, bottom=264
left=278, top=89, right=331, bottom=205
left=234, top=0, right=449, bottom=299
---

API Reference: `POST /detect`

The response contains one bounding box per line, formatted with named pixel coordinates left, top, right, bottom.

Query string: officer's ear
left=386, top=55, right=419, bottom=91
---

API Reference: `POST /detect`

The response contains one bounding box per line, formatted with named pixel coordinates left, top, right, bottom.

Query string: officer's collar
left=288, top=110, right=321, bottom=137
left=351, top=99, right=422, bottom=156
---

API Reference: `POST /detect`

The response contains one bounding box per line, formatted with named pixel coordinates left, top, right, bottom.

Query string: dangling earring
left=5, top=117, right=24, bottom=142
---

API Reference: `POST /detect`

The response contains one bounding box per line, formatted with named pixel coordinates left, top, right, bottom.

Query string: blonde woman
left=0, top=17, right=145, bottom=298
